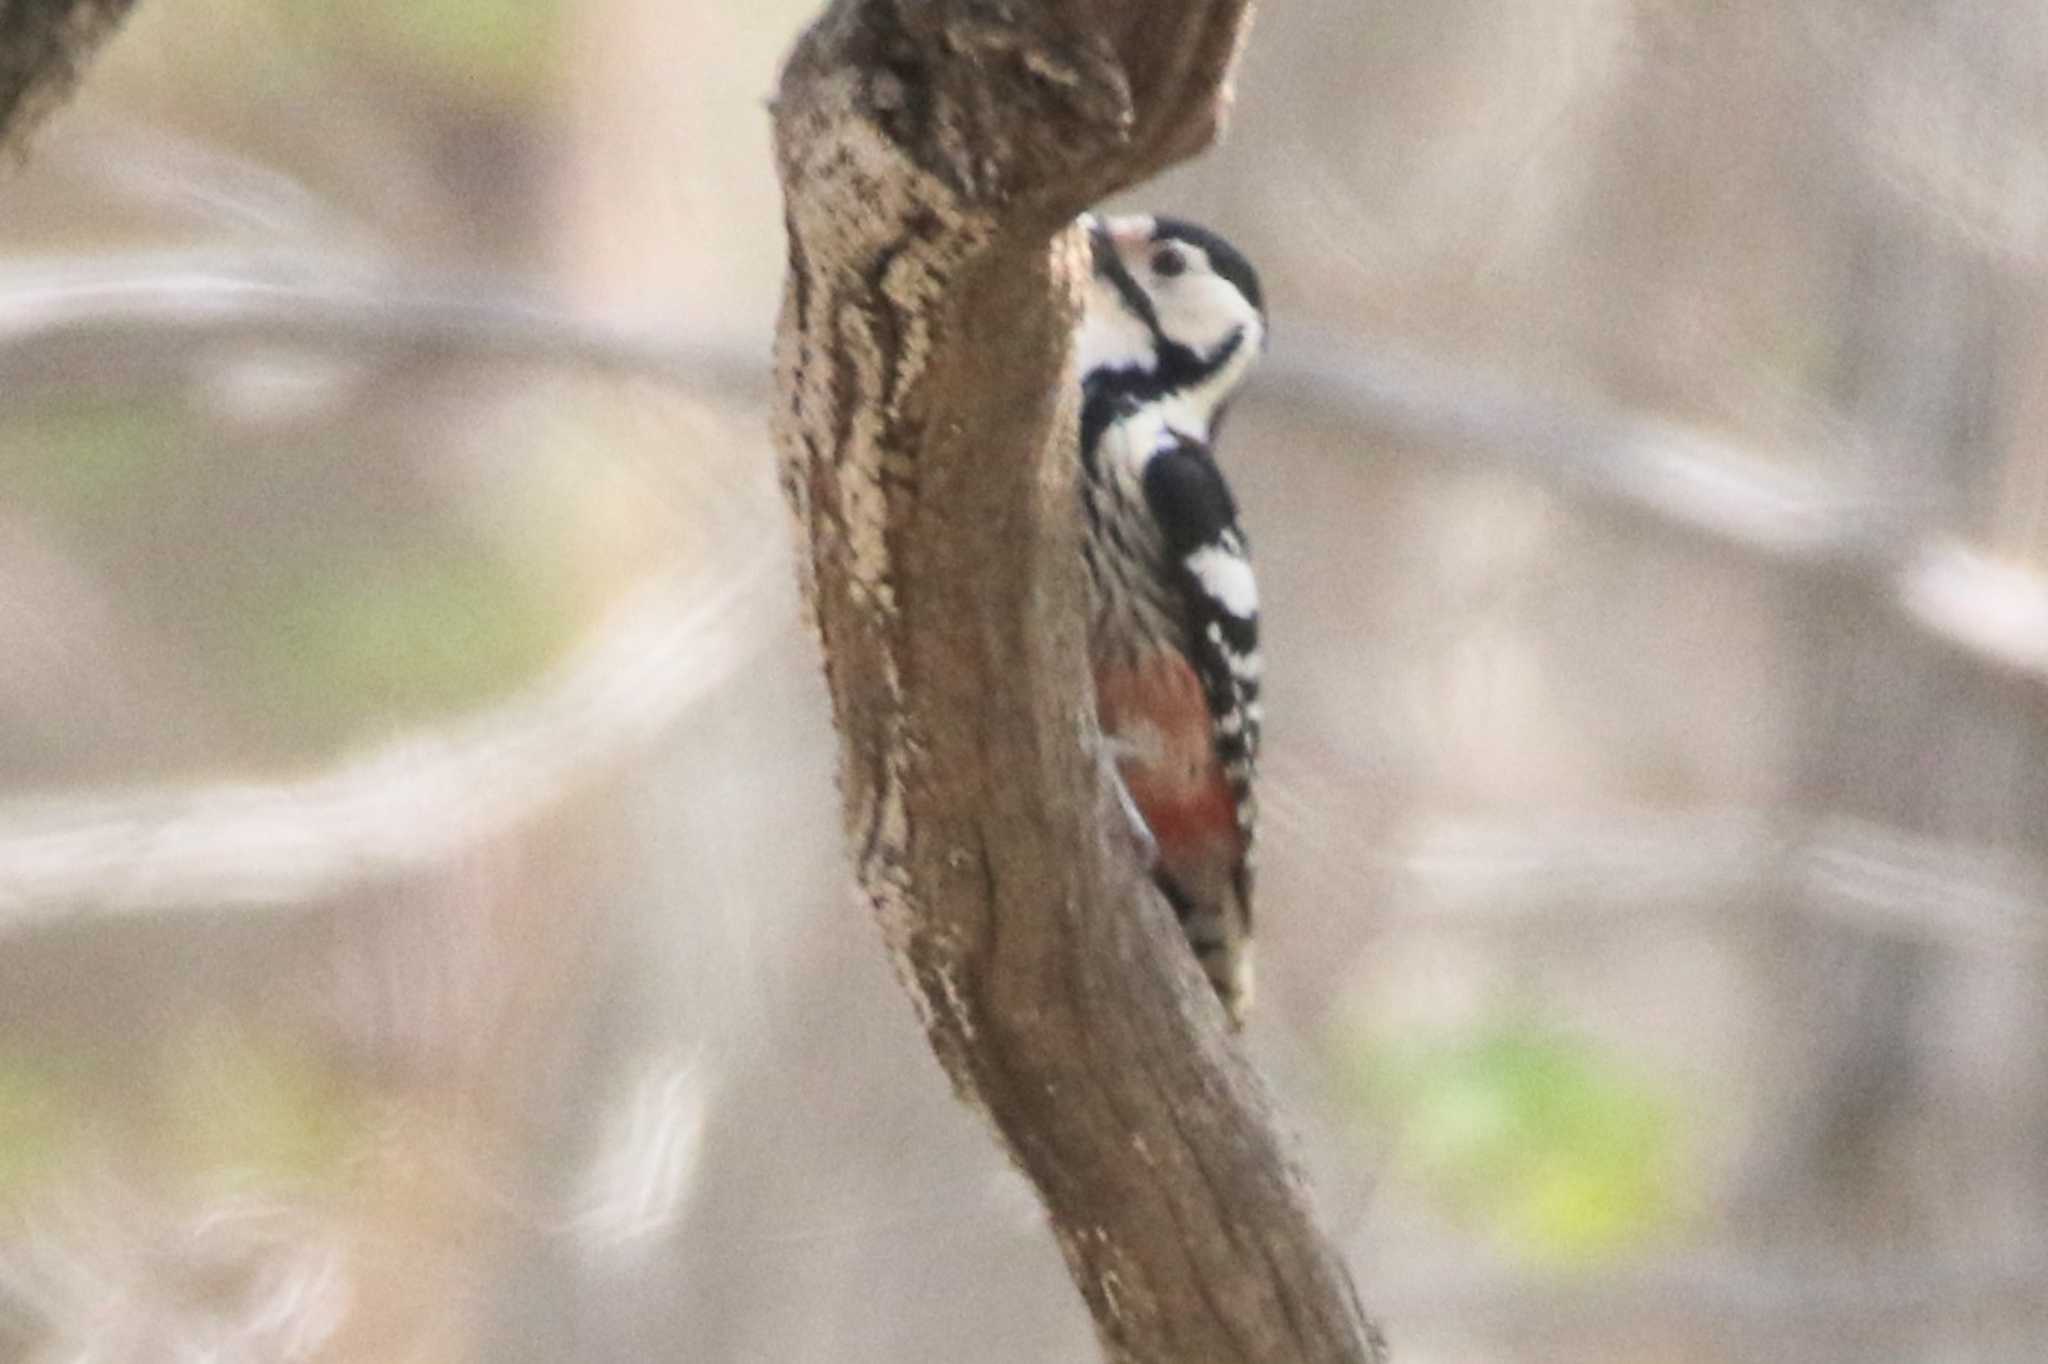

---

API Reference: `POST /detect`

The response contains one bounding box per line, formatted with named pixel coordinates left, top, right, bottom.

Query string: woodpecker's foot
left=1095, top=741, right=1159, bottom=870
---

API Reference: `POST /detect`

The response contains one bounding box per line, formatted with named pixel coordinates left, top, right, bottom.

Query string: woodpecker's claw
left=1094, top=740, right=1159, bottom=869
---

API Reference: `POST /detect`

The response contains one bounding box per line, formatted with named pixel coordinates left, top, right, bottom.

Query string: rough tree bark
left=770, top=2, right=1384, bottom=1360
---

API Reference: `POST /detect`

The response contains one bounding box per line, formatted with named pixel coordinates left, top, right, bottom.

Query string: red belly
left=1094, top=650, right=1243, bottom=882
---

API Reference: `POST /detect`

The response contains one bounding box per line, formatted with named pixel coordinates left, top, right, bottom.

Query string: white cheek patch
left=1156, top=275, right=1252, bottom=359
left=1185, top=545, right=1258, bottom=619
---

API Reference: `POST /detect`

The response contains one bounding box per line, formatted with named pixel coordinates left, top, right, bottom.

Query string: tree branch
left=769, top=2, right=1382, bottom=1359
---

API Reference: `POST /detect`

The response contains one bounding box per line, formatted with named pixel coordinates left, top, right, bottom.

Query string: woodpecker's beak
left=1082, top=215, right=1158, bottom=277
left=1101, top=215, right=1159, bottom=261
left=1085, top=215, right=1116, bottom=277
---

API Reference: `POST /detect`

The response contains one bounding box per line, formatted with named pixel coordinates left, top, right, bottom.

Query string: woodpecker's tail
left=1172, top=877, right=1254, bottom=1029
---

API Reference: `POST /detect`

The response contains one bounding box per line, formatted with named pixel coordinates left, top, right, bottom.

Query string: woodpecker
left=1077, top=213, right=1267, bottom=1027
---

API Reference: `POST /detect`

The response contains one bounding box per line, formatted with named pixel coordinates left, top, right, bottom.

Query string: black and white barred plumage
left=1078, top=213, right=1266, bottom=1025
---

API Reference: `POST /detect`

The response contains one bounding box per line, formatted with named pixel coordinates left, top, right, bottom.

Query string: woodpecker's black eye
left=1151, top=246, right=1188, bottom=278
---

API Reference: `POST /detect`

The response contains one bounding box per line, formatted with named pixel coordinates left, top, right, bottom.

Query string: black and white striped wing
left=1140, top=432, right=1262, bottom=852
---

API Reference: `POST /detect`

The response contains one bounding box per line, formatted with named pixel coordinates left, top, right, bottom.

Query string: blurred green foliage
left=301, top=0, right=563, bottom=105
left=168, top=1017, right=357, bottom=1186
left=1, top=395, right=187, bottom=533
left=1340, top=1019, right=1687, bottom=1264
left=0, top=1059, right=75, bottom=1204
left=0, top=1025, right=358, bottom=1205
left=230, top=540, right=568, bottom=753
left=5, top=389, right=577, bottom=764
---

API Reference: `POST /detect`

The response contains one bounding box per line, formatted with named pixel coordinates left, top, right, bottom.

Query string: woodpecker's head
left=1079, top=213, right=1267, bottom=439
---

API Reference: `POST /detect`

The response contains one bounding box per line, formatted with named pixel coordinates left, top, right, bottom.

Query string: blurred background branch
left=0, top=251, right=768, bottom=398
left=0, top=554, right=780, bottom=923
left=6, top=259, right=2048, bottom=942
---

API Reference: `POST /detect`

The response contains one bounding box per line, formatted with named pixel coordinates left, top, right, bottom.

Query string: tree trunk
left=768, top=2, right=1385, bottom=1359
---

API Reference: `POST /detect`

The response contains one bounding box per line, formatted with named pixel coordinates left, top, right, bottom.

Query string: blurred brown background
left=4, top=2, right=2047, bottom=1360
